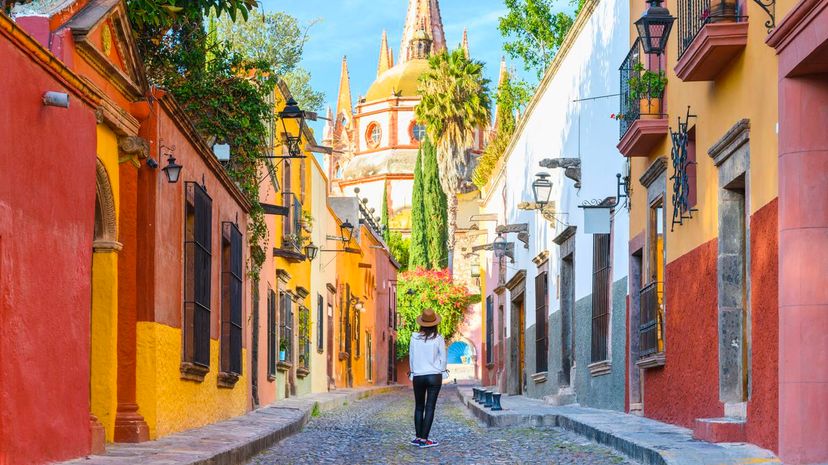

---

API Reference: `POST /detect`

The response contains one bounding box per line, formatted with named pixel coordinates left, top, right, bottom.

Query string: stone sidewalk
left=458, top=387, right=781, bottom=465
left=60, top=385, right=402, bottom=465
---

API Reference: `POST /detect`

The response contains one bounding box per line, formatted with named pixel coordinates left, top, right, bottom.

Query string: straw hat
left=416, top=308, right=441, bottom=327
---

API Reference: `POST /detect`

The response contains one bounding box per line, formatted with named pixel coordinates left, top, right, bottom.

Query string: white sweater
left=409, top=333, right=447, bottom=377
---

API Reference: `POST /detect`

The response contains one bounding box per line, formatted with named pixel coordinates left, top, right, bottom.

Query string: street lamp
left=635, top=0, right=675, bottom=55
left=160, top=144, right=182, bottom=183
left=304, top=243, right=319, bottom=261
left=532, top=172, right=553, bottom=207
left=493, top=234, right=508, bottom=259
left=340, top=220, right=355, bottom=244
left=278, top=97, right=307, bottom=158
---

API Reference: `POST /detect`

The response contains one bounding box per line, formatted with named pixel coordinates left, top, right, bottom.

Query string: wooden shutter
left=221, top=222, right=243, bottom=375
left=534, top=273, right=548, bottom=373
left=184, top=182, right=212, bottom=367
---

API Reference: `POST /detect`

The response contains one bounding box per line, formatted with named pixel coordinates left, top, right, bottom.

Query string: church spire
left=399, top=0, right=446, bottom=63
left=461, top=28, right=469, bottom=58
left=377, top=30, right=392, bottom=77
left=335, top=56, right=353, bottom=130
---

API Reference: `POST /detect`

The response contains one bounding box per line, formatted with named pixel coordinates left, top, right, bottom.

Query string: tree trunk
left=447, top=194, right=458, bottom=272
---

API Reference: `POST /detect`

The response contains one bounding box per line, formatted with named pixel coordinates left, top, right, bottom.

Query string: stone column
left=768, top=3, right=828, bottom=462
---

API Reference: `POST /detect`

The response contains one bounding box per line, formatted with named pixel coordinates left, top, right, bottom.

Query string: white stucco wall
left=481, top=0, right=630, bottom=327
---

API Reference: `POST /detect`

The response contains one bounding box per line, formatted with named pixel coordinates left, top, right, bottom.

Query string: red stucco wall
left=746, top=199, right=779, bottom=452
left=642, top=239, right=723, bottom=427
left=0, top=36, right=98, bottom=464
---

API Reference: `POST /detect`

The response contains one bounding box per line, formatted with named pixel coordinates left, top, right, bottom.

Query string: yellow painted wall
left=135, top=322, right=248, bottom=439
left=627, top=0, right=793, bottom=264
left=90, top=125, right=121, bottom=441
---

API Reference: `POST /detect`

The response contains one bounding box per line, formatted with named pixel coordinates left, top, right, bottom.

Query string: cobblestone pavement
left=247, top=386, right=637, bottom=465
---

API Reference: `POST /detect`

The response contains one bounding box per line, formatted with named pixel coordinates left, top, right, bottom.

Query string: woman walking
left=408, top=308, right=447, bottom=449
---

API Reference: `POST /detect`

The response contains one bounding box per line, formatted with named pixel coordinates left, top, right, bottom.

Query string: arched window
left=366, top=123, right=382, bottom=149
left=410, top=121, right=427, bottom=143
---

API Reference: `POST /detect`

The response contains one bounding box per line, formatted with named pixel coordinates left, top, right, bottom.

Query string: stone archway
left=90, top=158, right=122, bottom=451
left=447, top=334, right=478, bottom=381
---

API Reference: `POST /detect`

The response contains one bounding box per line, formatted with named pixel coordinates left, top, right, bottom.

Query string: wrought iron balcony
left=675, top=0, right=748, bottom=81
left=280, top=192, right=303, bottom=254
left=639, top=281, right=664, bottom=358
left=617, top=39, right=669, bottom=157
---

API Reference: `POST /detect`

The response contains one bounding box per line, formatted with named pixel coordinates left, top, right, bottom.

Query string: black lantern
left=304, top=243, right=319, bottom=261
left=278, top=97, right=307, bottom=158
left=493, top=234, right=508, bottom=259
left=340, top=220, right=355, bottom=244
left=532, top=172, right=553, bottom=207
left=635, top=0, right=675, bottom=55
left=161, top=153, right=182, bottom=183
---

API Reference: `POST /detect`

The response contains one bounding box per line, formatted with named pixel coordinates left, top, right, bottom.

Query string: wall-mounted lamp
left=42, top=91, right=69, bottom=108
left=493, top=234, right=508, bottom=259
left=635, top=0, right=675, bottom=55
left=340, top=220, right=355, bottom=244
left=304, top=243, right=319, bottom=261
left=532, top=172, right=553, bottom=207
left=277, top=97, right=307, bottom=159
left=159, top=142, right=182, bottom=183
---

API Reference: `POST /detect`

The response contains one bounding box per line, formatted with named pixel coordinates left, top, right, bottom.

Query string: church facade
left=322, top=0, right=485, bottom=234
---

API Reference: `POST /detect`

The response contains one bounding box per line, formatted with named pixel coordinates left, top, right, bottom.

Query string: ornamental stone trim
left=639, top=157, right=668, bottom=189
left=588, top=360, right=612, bottom=377
left=709, top=119, right=750, bottom=167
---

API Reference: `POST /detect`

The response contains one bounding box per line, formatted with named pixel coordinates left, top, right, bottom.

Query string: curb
left=60, top=385, right=403, bottom=465
left=456, top=388, right=779, bottom=465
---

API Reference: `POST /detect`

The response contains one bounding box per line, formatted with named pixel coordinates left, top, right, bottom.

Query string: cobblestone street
left=247, top=386, right=636, bottom=465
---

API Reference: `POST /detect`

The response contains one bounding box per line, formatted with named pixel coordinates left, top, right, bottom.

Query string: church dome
left=365, top=59, right=431, bottom=102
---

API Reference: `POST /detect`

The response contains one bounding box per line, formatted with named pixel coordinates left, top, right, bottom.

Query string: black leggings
left=413, top=374, right=442, bottom=440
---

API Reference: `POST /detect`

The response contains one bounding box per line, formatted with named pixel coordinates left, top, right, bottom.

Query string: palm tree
left=415, top=47, right=491, bottom=270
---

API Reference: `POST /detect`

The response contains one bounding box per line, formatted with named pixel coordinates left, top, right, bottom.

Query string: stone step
left=692, top=417, right=747, bottom=443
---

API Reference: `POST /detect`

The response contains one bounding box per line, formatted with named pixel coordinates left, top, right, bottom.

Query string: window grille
left=535, top=273, right=549, bottom=372
left=280, top=292, right=294, bottom=362
left=640, top=281, right=664, bottom=357
left=317, top=294, right=325, bottom=353
left=267, top=289, right=276, bottom=376
left=591, top=234, right=611, bottom=363
left=184, top=182, right=212, bottom=368
left=221, top=222, right=243, bottom=375
left=485, top=296, right=494, bottom=365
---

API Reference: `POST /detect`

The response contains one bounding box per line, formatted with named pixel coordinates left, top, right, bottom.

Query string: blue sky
left=260, top=0, right=525, bottom=133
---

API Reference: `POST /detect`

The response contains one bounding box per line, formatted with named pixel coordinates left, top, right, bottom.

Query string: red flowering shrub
left=396, top=268, right=480, bottom=360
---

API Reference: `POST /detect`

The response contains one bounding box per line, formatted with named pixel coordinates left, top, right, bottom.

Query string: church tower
left=326, top=0, right=483, bottom=234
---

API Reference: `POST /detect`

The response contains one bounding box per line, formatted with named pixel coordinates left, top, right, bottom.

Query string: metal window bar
left=678, top=0, right=741, bottom=58
left=317, top=294, right=325, bottom=353
left=591, top=234, right=611, bottom=363
left=184, top=182, right=212, bottom=368
left=535, top=273, right=549, bottom=373
left=354, top=309, right=361, bottom=358
left=485, top=296, right=494, bottom=365
left=619, top=39, right=666, bottom=139
left=366, top=332, right=373, bottom=380
left=221, top=222, right=244, bottom=375
left=639, top=281, right=664, bottom=358
left=300, top=307, right=310, bottom=369
left=267, top=290, right=276, bottom=376
left=281, top=192, right=302, bottom=251
left=280, top=293, right=293, bottom=362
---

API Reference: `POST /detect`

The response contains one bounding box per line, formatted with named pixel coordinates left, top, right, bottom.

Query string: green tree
left=422, top=137, right=448, bottom=270
left=415, top=48, right=491, bottom=269
left=472, top=71, right=520, bottom=188
left=387, top=232, right=410, bottom=273
left=216, top=10, right=325, bottom=111
left=381, top=184, right=390, bottom=243
left=498, top=0, right=585, bottom=78
left=408, top=145, right=429, bottom=269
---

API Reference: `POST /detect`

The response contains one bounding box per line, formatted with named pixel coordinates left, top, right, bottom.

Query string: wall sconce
left=340, top=220, right=355, bottom=244
left=42, top=91, right=69, bottom=108
left=304, top=243, right=319, bottom=261
left=532, top=172, right=553, bottom=207
left=160, top=143, right=182, bottom=183
left=635, top=0, right=675, bottom=55
left=493, top=234, right=508, bottom=259
left=277, top=97, right=307, bottom=159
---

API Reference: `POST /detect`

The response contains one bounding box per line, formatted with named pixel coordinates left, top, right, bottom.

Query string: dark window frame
left=279, top=292, right=294, bottom=362
left=317, top=294, right=325, bottom=353
left=183, top=182, right=212, bottom=370
left=220, top=221, right=243, bottom=377
left=535, top=273, right=549, bottom=373
left=267, top=288, right=276, bottom=376
left=591, top=233, right=612, bottom=363
left=485, top=296, right=494, bottom=365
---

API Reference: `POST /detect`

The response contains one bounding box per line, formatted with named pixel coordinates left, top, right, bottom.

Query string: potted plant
left=300, top=211, right=314, bottom=233
left=279, top=338, right=288, bottom=361
left=705, top=0, right=737, bottom=23
left=629, top=63, right=667, bottom=117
